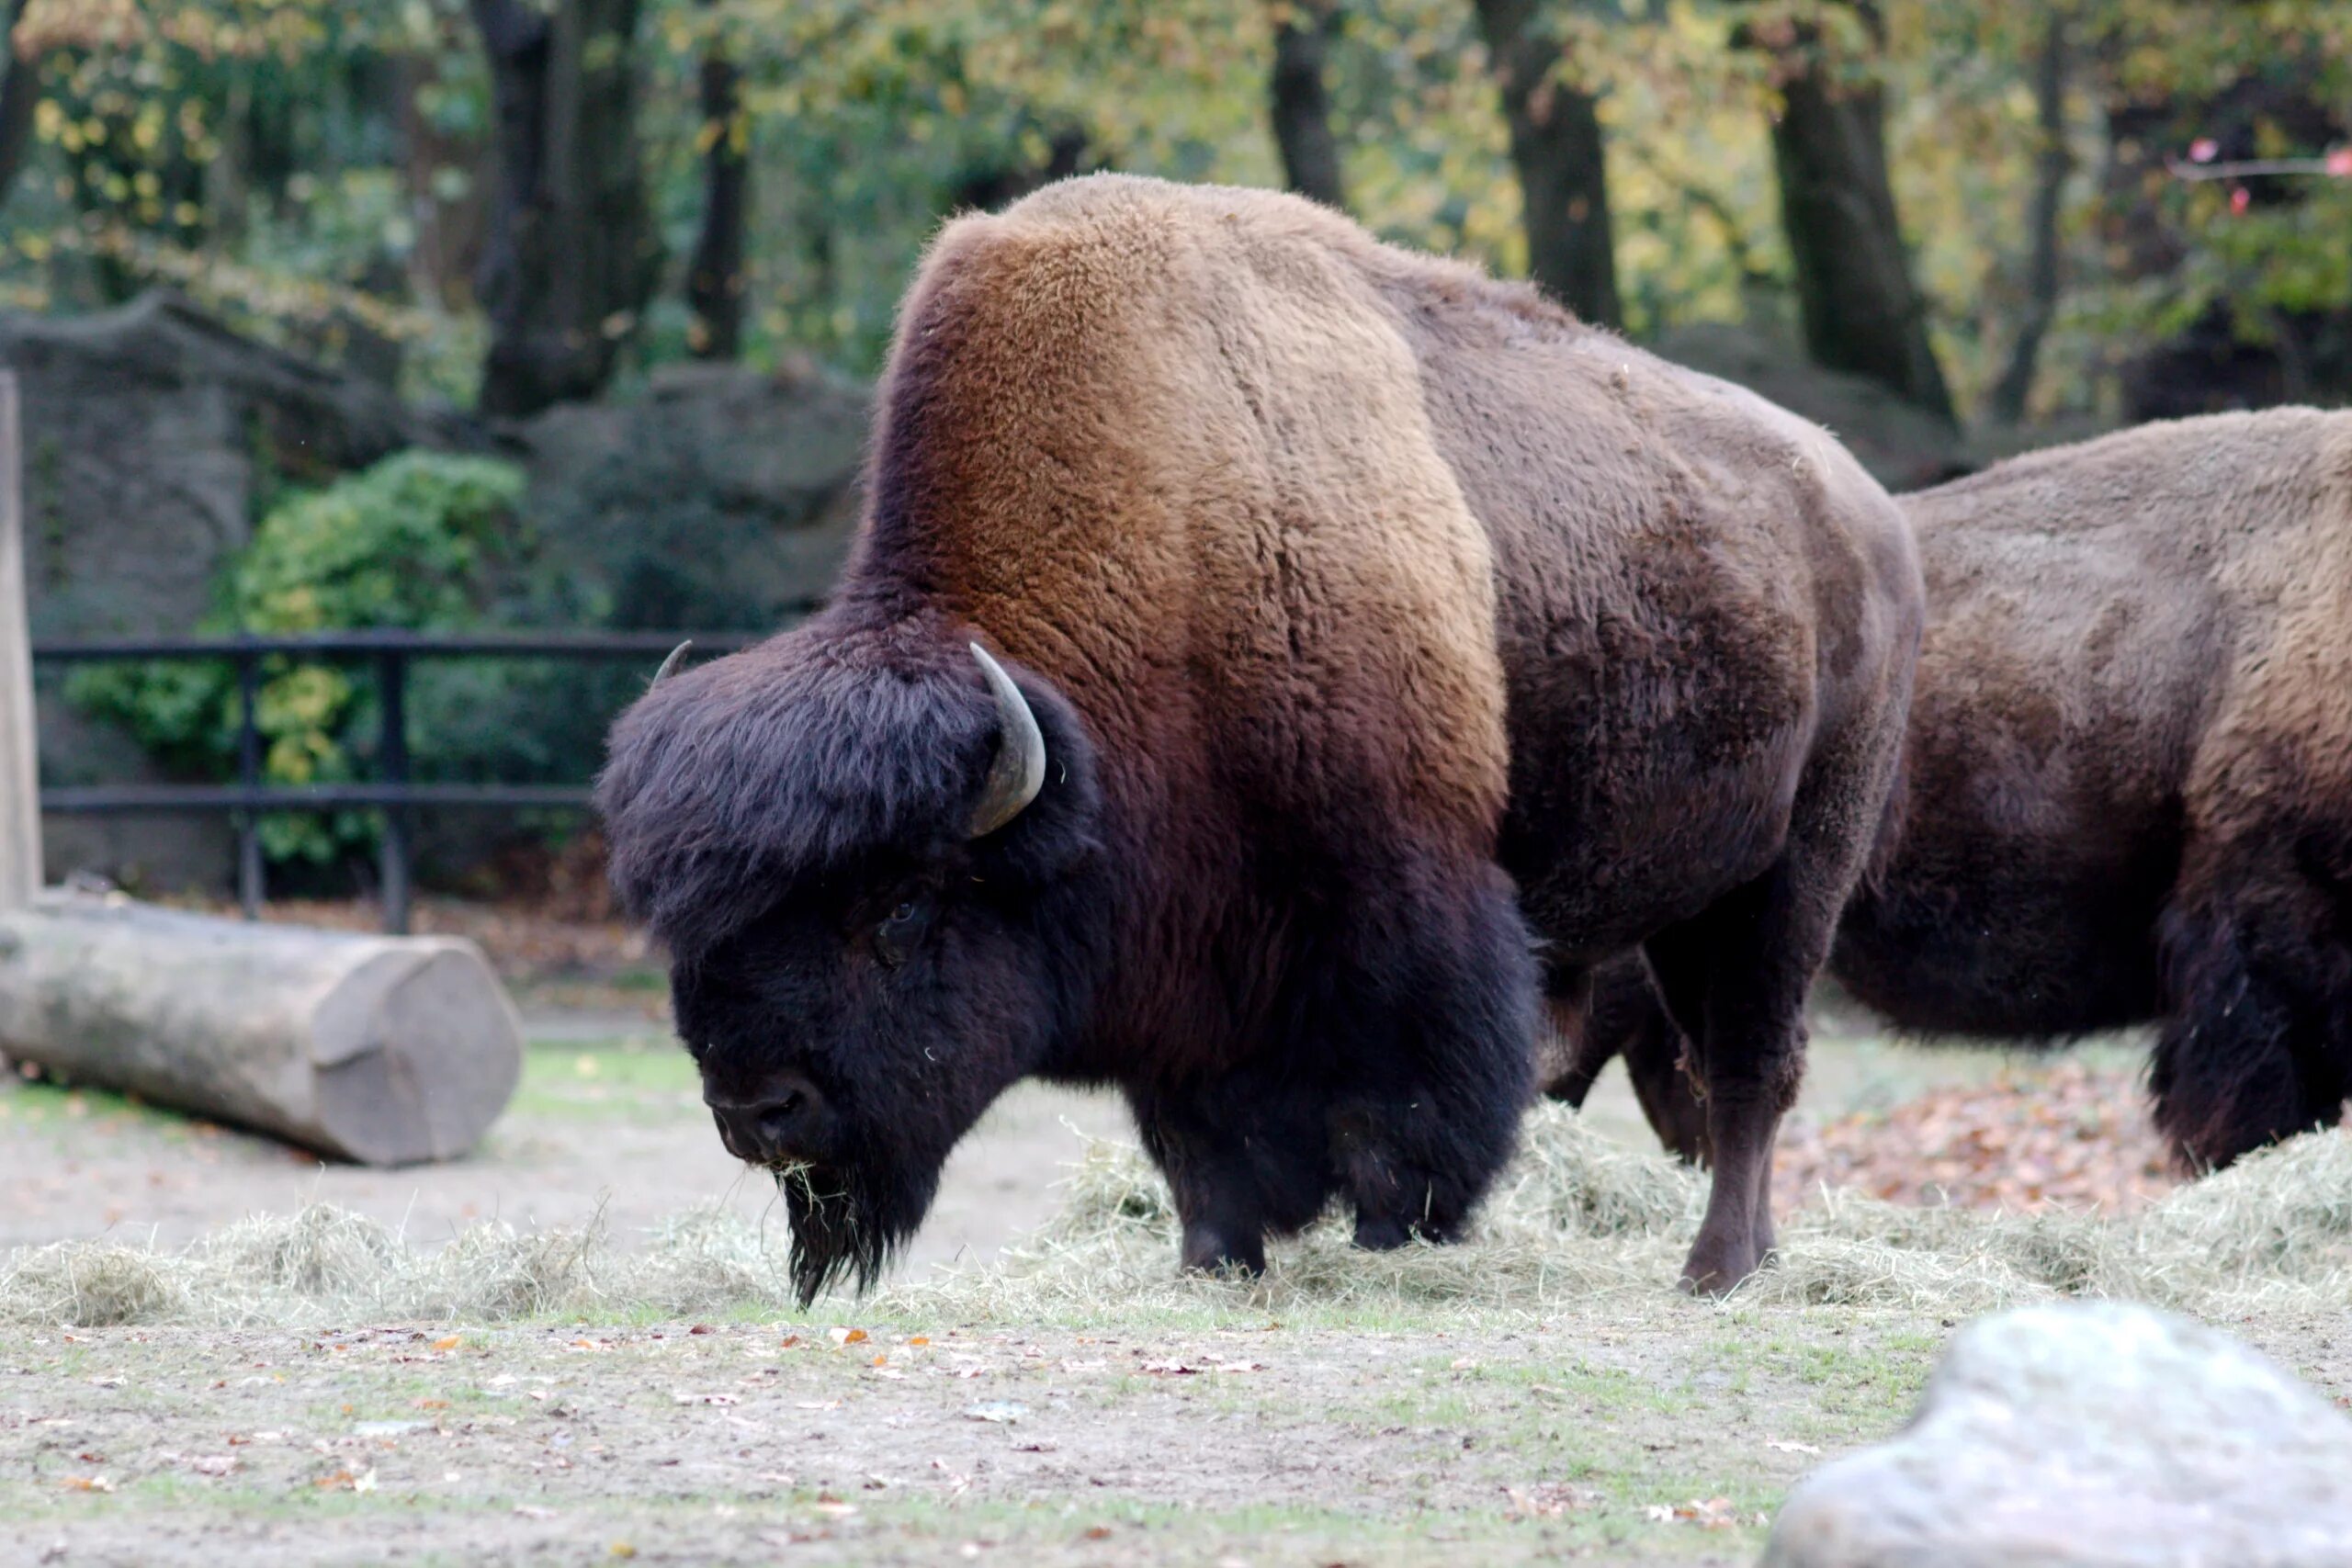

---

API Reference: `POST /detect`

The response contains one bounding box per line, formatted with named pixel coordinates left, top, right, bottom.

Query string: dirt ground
left=0, top=933, right=2265, bottom=1568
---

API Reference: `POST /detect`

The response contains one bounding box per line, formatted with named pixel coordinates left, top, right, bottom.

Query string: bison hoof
left=1677, top=1236, right=1767, bottom=1298
left=1180, top=1223, right=1265, bottom=1277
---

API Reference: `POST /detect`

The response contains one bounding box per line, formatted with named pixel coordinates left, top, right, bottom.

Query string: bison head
left=596, top=618, right=1113, bottom=1304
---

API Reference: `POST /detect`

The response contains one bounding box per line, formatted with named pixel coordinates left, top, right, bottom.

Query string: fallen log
left=0, top=893, right=523, bottom=1165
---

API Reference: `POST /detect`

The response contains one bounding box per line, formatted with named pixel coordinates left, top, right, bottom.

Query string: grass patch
left=506, top=1039, right=698, bottom=1121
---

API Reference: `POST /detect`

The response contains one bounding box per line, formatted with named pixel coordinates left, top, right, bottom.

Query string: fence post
left=0, top=373, right=39, bottom=912
left=235, top=647, right=264, bottom=919
left=377, top=648, right=411, bottom=935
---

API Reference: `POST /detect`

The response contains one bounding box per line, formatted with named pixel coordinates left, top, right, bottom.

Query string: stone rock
left=1653, top=321, right=1977, bottom=492
left=1762, top=1301, right=2352, bottom=1568
left=509, top=357, right=866, bottom=630
left=1, top=293, right=441, bottom=890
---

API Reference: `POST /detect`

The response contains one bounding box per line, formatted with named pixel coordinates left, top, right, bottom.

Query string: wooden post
left=0, top=372, right=38, bottom=910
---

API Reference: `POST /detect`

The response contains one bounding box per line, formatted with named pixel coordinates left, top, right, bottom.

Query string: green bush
left=71, top=451, right=533, bottom=865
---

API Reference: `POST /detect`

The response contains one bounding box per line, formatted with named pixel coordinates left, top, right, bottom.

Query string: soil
left=0, top=914, right=2300, bottom=1566
left=0, top=1309, right=1986, bottom=1566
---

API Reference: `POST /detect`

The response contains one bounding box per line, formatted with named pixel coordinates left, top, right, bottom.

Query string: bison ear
left=966, top=642, right=1047, bottom=838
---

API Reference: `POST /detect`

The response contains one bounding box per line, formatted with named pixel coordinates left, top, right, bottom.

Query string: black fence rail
left=30, top=626, right=795, bottom=933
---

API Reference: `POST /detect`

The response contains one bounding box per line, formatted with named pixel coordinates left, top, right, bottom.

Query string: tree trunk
left=1474, top=0, right=1621, bottom=327
left=1986, top=8, right=2069, bottom=425
left=0, top=895, right=523, bottom=1166
left=685, top=1, right=748, bottom=361
left=1746, top=1, right=1953, bottom=423
left=954, top=126, right=1091, bottom=214
left=469, top=0, right=660, bottom=418
left=0, top=0, right=42, bottom=220
left=1270, top=1, right=1346, bottom=210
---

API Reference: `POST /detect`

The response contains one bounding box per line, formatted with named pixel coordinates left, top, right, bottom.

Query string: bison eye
left=874, top=892, right=935, bottom=967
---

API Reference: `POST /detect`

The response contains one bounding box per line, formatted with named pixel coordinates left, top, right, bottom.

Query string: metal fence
left=30, top=626, right=790, bottom=933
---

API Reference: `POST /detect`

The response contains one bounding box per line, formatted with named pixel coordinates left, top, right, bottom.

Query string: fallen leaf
left=609, top=1546, right=638, bottom=1561
left=432, top=1337, right=461, bottom=1351
left=62, top=1475, right=112, bottom=1494
left=830, top=1327, right=869, bottom=1347
left=1766, top=1439, right=1822, bottom=1455
left=963, top=1401, right=1028, bottom=1424
left=1645, top=1496, right=1742, bottom=1529
left=514, top=1505, right=558, bottom=1520
left=908, top=1336, right=931, bottom=1347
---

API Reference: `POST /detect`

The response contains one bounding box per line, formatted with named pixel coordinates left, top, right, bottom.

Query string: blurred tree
left=1271, top=0, right=1347, bottom=209
left=0, top=0, right=39, bottom=219
left=2086, top=1, right=2351, bottom=419
left=684, top=0, right=748, bottom=358
left=1472, top=0, right=1620, bottom=325
left=470, top=0, right=661, bottom=415
left=1984, top=5, right=2067, bottom=424
left=1741, top=0, right=1952, bottom=421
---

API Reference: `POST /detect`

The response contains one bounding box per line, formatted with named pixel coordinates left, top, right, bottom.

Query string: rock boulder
left=1763, top=1301, right=2352, bottom=1568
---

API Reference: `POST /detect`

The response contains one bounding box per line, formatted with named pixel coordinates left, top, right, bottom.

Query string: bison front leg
left=1130, top=1074, right=1334, bottom=1276
left=1327, top=870, right=1539, bottom=1252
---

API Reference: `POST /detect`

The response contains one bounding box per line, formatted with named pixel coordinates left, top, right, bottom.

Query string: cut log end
left=315, top=948, right=524, bottom=1167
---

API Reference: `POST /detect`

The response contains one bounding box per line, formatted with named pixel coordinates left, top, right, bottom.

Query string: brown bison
left=596, top=175, right=1922, bottom=1303
left=1553, top=410, right=2352, bottom=1174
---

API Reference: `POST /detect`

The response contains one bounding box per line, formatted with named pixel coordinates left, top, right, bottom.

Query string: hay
left=6, top=1104, right=2351, bottom=1328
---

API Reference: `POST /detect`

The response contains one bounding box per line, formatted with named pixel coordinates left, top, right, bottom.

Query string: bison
left=596, top=175, right=1922, bottom=1303
left=1551, top=409, right=2352, bottom=1175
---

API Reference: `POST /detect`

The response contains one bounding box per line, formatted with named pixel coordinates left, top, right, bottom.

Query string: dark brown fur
left=600, top=176, right=1921, bottom=1294
left=1555, top=410, right=2352, bottom=1175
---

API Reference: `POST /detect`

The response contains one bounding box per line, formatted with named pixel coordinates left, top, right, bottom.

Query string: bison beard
left=774, top=1157, right=934, bottom=1307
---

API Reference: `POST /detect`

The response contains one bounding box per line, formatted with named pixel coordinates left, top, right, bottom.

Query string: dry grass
left=6, top=1104, right=2350, bottom=1329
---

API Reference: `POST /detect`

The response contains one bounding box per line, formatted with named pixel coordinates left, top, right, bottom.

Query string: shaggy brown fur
left=600, top=175, right=1921, bottom=1295
left=1556, top=409, right=2352, bottom=1174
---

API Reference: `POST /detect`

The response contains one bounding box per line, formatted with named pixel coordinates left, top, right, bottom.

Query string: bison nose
left=706, top=1075, right=826, bottom=1166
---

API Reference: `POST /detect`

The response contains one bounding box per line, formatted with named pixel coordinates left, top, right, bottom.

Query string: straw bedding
left=6, top=1105, right=2347, bottom=1327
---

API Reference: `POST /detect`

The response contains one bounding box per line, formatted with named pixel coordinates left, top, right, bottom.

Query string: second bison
left=597, top=175, right=1921, bottom=1300
left=1555, top=410, right=2352, bottom=1176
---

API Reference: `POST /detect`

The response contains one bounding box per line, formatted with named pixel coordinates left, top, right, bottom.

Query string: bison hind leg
left=2151, top=886, right=2352, bottom=1170
left=1548, top=955, right=1712, bottom=1166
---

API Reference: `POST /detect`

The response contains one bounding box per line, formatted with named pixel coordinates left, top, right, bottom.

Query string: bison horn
left=650, top=640, right=693, bottom=686
left=966, top=641, right=1046, bottom=839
